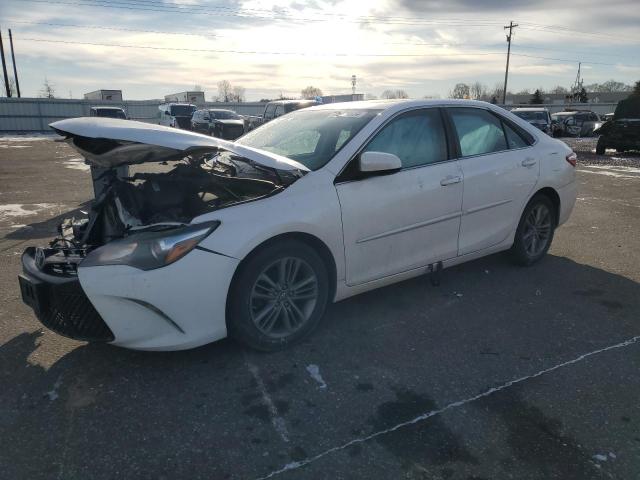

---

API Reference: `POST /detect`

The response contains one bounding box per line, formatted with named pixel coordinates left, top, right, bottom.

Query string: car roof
left=310, top=98, right=503, bottom=112
left=267, top=99, right=318, bottom=105
left=511, top=107, right=548, bottom=112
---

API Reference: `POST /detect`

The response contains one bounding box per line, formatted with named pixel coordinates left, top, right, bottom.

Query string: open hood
left=50, top=117, right=309, bottom=172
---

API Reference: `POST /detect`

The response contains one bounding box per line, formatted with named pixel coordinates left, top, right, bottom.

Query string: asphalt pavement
left=0, top=135, right=639, bottom=480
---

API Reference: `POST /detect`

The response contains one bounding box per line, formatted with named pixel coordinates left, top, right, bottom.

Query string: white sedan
left=18, top=99, right=577, bottom=351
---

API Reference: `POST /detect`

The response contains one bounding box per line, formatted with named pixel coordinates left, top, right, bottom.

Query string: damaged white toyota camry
left=19, top=100, right=577, bottom=351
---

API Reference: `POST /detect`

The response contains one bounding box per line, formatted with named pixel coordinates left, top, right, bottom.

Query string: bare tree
left=469, top=82, right=487, bottom=100
left=489, top=83, right=504, bottom=102
left=39, top=77, right=56, bottom=98
left=550, top=85, right=568, bottom=94
left=301, top=86, right=323, bottom=99
left=217, top=80, right=232, bottom=102
left=381, top=89, right=409, bottom=99
left=449, top=83, right=470, bottom=99
left=231, top=85, right=245, bottom=102
left=516, top=88, right=530, bottom=95
left=2, top=77, right=17, bottom=97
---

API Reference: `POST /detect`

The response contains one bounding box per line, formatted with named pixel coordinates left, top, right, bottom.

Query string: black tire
left=596, top=138, right=606, bottom=155
left=227, top=240, right=330, bottom=351
left=510, top=195, right=557, bottom=266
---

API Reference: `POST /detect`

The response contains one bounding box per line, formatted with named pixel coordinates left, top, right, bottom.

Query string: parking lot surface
left=1, top=135, right=639, bottom=479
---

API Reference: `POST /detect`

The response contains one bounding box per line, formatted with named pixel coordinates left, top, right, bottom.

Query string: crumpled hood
left=49, top=117, right=309, bottom=172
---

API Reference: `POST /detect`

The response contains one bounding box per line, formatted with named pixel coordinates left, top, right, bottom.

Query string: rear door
left=336, top=108, right=463, bottom=285
left=446, top=107, right=539, bottom=255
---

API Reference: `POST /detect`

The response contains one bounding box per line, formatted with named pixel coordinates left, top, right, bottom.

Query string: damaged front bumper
left=19, top=247, right=115, bottom=342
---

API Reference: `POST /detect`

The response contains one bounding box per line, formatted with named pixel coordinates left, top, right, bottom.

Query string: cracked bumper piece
left=77, top=248, right=239, bottom=351
left=19, top=247, right=115, bottom=342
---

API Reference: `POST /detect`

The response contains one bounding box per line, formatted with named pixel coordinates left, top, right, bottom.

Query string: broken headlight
left=81, top=221, right=220, bottom=270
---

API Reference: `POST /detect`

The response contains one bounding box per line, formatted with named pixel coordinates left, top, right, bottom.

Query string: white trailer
left=84, top=90, right=123, bottom=102
left=164, top=91, right=206, bottom=105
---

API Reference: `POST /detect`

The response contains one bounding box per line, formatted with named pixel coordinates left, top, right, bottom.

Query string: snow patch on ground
left=0, top=134, right=57, bottom=141
left=306, top=364, right=327, bottom=389
left=0, top=203, right=58, bottom=220
left=62, top=158, right=90, bottom=171
left=0, top=144, right=31, bottom=149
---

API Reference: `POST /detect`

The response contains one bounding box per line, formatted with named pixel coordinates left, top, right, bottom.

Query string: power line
left=14, top=36, right=640, bottom=67
left=14, top=37, right=507, bottom=57
left=5, top=19, right=222, bottom=37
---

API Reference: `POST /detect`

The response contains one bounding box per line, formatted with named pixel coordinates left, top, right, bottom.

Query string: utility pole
left=0, top=28, right=11, bottom=97
left=8, top=29, right=20, bottom=98
left=502, top=20, right=518, bottom=105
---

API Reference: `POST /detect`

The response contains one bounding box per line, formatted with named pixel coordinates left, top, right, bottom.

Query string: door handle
left=521, top=158, right=537, bottom=167
left=440, top=175, right=462, bottom=186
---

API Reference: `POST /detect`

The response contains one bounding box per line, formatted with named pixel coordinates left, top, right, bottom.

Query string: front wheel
left=596, top=138, right=606, bottom=155
left=228, top=240, right=329, bottom=351
left=510, top=195, right=556, bottom=266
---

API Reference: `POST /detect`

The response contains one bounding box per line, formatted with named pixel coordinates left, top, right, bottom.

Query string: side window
left=274, top=105, right=285, bottom=118
left=335, top=129, right=351, bottom=151
left=449, top=108, right=508, bottom=156
left=503, top=122, right=529, bottom=149
left=264, top=104, right=275, bottom=119
left=363, top=109, right=448, bottom=168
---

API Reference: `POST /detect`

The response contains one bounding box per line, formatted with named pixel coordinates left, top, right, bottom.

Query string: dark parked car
left=511, top=108, right=552, bottom=134
left=551, top=111, right=603, bottom=137
left=261, top=99, right=319, bottom=124
left=90, top=106, right=127, bottom=119
left=595, top=96, right=640, bottom=154
left=191, top=109, right=245, bottom=140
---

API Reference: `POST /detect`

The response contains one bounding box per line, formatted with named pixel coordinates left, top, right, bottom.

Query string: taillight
left=566, top=152, right=577, bottom=167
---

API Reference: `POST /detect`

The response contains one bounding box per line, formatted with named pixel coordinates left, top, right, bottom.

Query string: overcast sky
left=1, top=0, right=639, bottom=101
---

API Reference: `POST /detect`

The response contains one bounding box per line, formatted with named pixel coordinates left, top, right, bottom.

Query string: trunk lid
left=50, top=117, right=310, bottom=172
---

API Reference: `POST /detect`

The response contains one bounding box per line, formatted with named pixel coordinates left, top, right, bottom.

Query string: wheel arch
left=225, top=232, right=338, bottom=327
left=533, top=187, right=560, bottom=224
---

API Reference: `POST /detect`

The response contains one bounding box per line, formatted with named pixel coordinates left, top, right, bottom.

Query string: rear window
left=170, top=105, right=196, bottom=116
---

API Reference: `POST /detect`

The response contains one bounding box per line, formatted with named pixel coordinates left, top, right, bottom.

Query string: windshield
left=210, top=110, right=241, bottom=120
left=170, top=105, right=196, bottom=116
left=237, top=109, right=379, bottom=170
left=513, top=111, right=548, bottom=122
left=96, top=109, right=126, bottom=119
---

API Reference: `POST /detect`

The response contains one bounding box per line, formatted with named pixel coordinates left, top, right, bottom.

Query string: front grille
left=20, top=249, right=115, bottom=343
left=223, top=124, right=244, bottom=139
left=176, top=117, right=191, bottom=129
left=38, top=280, right=115, bottom=342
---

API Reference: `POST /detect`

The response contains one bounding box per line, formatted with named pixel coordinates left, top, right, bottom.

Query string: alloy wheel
left=522, top=204, right=552, bottom=257
left=249, top=257, right=319, bottom=338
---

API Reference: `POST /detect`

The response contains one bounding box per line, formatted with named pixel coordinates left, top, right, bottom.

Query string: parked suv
left=191, top=109, right=245, bottom=139
left=90, top=106, right=127, bottom=119
left=551, top=111, right=603, bottom=137
left=158, top=103, right=196, bottom=130
left=511, top=108, right=552, bottom=135
left=595, top=96, right=640, bottom=154
left=261, top=99, right=319, bottom=124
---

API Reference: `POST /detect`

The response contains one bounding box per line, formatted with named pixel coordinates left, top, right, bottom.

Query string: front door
left=336, top=108, right=463, bottom=286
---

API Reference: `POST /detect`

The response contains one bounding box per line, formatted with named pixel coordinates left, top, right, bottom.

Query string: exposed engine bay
left=39, top=149, right=300, bottom=276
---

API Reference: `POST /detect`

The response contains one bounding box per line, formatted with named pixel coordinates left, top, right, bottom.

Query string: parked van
left=158, top=103, right=196, bottom=129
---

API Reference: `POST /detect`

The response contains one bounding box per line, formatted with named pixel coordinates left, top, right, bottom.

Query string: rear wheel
left=228, top=240, right=329, bottom=351
left=595, top=138, right=606, bottom=155
left=511, top=195, right=556, bottom=266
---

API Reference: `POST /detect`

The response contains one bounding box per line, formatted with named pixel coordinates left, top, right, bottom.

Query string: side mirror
left=203, top=116, right=210, bottom=121
left=165, top=110, right=170, bottom=115
left=359, top=151, right=402, bottom=173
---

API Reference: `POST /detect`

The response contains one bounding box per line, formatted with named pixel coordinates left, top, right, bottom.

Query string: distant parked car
left=158, top=103, right=196, bottom=130
left=551, top=111, right=603, bottom=137
left=191, top=109, right=245, bottom=139
left=603, top=112, right=615, bottom=122
left=595, top=96, right=640, bottom=154
left=261, top=99, right=319, bottom=125
left=511, top=108, right=552, bottom=135
left=90, top=106, right=127, bottom=119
